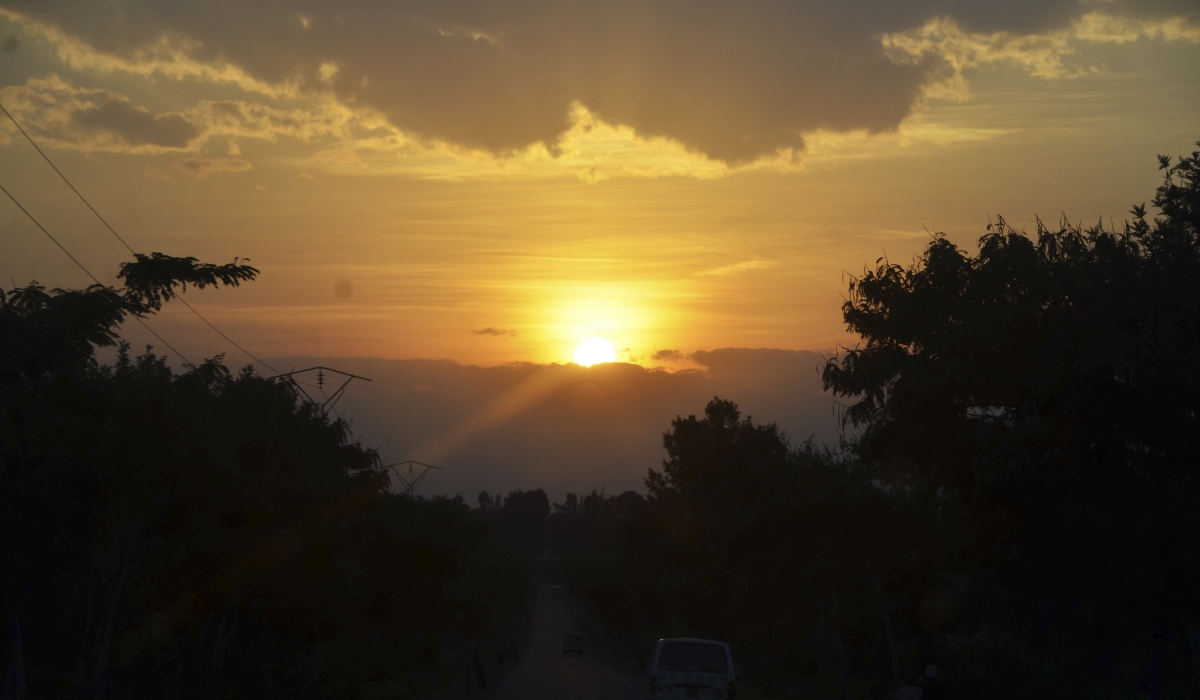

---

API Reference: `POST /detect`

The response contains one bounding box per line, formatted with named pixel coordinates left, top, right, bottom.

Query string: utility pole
left=386, top=460, right=442, bottom=497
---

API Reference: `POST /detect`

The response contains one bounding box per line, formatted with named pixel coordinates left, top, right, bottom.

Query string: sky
left=2, top=2, right=1198, bottom=494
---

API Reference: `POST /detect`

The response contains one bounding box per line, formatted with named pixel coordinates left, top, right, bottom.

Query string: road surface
left=490, top=584, right=644, bottom=700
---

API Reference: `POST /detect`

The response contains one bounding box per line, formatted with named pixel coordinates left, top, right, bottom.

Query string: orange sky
left=2, top=3, right=1198, bottom=369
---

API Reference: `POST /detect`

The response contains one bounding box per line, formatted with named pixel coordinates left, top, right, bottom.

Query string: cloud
left=72, top=96, right=199, bottom=148
left=0, top=75, right=372, bottom=156
left=695, top=260, right=780, bottom=278
left=4, top=1, right=1194, bottom=164
left=188, top=98, right=368, bottom=144
left=1, top=74, right=735, bottom=181
left=651, top=349, right=685, bottom=362
left=0, top=7, right=295, bottom=100
left=0, top=75, right=202, bottom=153
left=1073, top=12, right=1200, bottom=43
left=319, top=101, right=750, bottom=182
left=267, top=349, right=841, bottom=499
left=883, top=12, right=1200, bottom=102
left=472, top=327, right=516, bottom=337
left=178, top=157, right=253, bottom=176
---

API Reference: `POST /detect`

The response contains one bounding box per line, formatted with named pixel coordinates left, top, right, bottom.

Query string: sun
left=574, top=338, right=616, bottom=366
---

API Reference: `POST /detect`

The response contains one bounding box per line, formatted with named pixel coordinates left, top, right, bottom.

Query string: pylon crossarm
left=274, top=366, right=372, bottom=383
left=384, top=460, right=442, bottom=496
left=270, top=366, right=371, bottom=415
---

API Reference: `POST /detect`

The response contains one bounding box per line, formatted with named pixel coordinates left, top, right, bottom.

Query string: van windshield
left=657, top=642, right=728, bottom=674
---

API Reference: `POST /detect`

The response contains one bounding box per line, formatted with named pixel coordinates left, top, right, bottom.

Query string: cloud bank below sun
left=268, top=348, right=839, bottom=499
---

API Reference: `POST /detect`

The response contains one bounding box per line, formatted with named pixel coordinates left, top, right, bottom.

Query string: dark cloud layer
left=72, top=97, right=199, bottom=148
left=6, top=0, right=1194, bottom=163
left=271, top=348, right=840, bottom=500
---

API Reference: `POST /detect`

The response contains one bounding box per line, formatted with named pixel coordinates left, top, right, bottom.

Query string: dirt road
left=490, top=584, right=645, bottom=700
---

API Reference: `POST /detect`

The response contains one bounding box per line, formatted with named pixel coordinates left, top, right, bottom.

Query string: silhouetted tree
left=823, top=142, right=1200, bottom=693
left=0, top=255, right=510, bottom=698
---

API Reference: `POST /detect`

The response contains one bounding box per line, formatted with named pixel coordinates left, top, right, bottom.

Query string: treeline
left=546, top=144, right=1200, bottom=698
left=0, top=257, right=531, bottom=696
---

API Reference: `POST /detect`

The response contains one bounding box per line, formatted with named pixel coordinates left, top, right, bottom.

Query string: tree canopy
left=0, top=254, right=527, bottom=698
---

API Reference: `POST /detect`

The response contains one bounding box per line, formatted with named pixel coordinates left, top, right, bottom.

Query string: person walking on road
left=897, top=674, right=923, bottom=700
left=921, top=665, right=946, bottom=700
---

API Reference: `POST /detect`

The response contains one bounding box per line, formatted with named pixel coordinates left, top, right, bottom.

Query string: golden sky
left=2, top=2, right=1198, bottom=369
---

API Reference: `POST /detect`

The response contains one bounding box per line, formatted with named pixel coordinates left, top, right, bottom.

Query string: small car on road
left=646, top=638, right=736, bottom=699
left=563, top=632, right=584, bottom=656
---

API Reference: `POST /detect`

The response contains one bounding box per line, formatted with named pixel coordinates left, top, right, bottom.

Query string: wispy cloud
left=883, top=13, right=1200, bottom=102
left=179, top=157, right=253, bottom=176
left=651, top=349, right=685, bottom=362
left=0, top=75, right=366, bottom=156
left=694, top=260, right=779, bottom=278
left=472, top=327, right=516, bottom=337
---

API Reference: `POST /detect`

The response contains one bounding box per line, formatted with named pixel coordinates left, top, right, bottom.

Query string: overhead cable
left=0, top=102, right=138, bottom=255
left=1, top=100, right=280, bottom=375
left=0, top=182, right=197, bottom=368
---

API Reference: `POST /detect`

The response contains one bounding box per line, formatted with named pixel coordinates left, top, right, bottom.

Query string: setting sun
left=573, top=338, right=616, bottom=366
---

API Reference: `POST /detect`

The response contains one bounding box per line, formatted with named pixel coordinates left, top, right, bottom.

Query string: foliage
left=0, top=254, right=516, bottom=699
left=118, top=253, right=259, bottom=313
left=821, top=141, right=1200, bottom=693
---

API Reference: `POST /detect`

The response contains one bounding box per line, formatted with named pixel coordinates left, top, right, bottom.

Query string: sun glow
left=573, top=338, right=616, bottom=366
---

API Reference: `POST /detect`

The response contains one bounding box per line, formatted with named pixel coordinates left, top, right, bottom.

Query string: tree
left=822, top=143, right=1200, bottom=693
left=1, top=254, right=501, bottom=698
left=1, top=253, right=259, bottom=699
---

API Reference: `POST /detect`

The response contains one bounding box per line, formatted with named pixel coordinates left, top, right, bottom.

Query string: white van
left=646, top=638, right=737, bottom=699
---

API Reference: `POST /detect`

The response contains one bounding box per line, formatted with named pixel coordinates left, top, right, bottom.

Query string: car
left=563, top=632, right=584, bottom=656
left=646, top=638, right=737, bottom=699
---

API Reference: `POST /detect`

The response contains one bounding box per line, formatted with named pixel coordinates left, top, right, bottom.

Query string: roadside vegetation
left=0, top=257, right=531, bottom=697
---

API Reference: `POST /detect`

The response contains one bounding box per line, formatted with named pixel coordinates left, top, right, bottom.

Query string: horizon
left=262, top=347, right=843, bottom=500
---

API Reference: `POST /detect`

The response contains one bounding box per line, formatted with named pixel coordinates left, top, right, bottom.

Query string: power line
left=1, top=182, right=99, bottom=283
left=1, top=99, right=279, bottom=374
left=0, top=102, right=138, bottom=256
left=1, top=182, right=196, bottom=368
left=174, top=294, right=282, bottom=374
